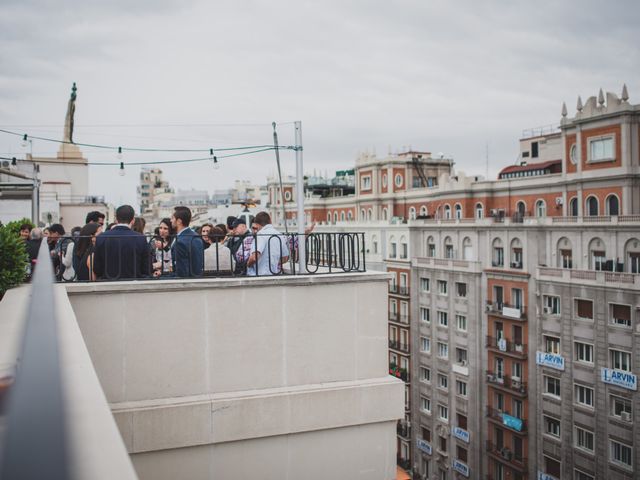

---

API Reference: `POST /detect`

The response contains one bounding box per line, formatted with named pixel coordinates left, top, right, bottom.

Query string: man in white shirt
left=247, top=212, right=289, bottom=276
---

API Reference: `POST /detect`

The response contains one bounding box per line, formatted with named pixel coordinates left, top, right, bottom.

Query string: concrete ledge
left=64, top=270, right=391, bottom=295
left=111, top=376, right=403, bottom=453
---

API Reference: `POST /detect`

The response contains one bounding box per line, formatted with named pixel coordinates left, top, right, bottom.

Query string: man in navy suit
left=94, top=205, right=150, bottom=280
left=170, top=206, right=204, bottom=277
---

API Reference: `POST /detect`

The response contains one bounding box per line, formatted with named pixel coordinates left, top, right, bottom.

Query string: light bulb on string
left=119, top=162, right=125, bottom=176
left=21, top=134, right=28, bottom=148
left=117, top=147, right=123, bottom=160
left=210, top=148, right=219, bottom=170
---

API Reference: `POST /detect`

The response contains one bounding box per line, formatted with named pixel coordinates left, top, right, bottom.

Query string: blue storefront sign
left=453, top=427, right=470, bottom=443
left=452, top=459, right=469, bottom=477
left=601, top=368, right=637, bottom=391
left=417, top=439, right=432, bottom=455
left=502, top=413, right=523, bottom=432
left=536, top=351, right=565, bottom=371
left=538, top=472, right=558, bottom=480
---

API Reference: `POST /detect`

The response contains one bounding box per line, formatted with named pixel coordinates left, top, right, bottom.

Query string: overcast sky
left=1, top=0, right=638, bottom=206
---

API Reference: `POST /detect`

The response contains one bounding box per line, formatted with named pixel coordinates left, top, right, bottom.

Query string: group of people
left=25, top=205, right=296, bottom=281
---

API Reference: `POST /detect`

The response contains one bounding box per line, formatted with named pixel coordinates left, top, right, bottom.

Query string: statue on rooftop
left=63, top=82, right=77, bottom=143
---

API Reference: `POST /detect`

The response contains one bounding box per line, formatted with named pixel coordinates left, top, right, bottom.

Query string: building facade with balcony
left=266, top=85, right=640, bottom=479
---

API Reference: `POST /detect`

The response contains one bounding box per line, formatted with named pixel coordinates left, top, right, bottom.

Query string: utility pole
left=294, top=121, right=306, bottom=274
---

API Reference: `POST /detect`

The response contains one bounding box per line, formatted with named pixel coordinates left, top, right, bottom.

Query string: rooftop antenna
left=485, top=142, right=489, bottom=179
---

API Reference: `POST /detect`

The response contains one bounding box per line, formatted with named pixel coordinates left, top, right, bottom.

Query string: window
left=575, top=470, right=594, bottom=480
left=457, top=445, right=468, bottom=462
left=512, top=398, right=523, bottom=419
left=445, top=243, right=454, bottom=259
left=456, top=348, right=468, bottom=365
left=589, top=136, right=615, bottom=162
left=569, top=143, right=577, bottom=164
left=400, top=241, right=408, bottom=259
left=390, top=242, right=397, bottom=258
left=575, top=342, right=594, bottom=364
left=437, top=311, right=448, bottom=327
left=420, top=307, right=430, bottom=323
left=544, top=375, right=561, bottom=398
left=511, top=288, right=523, bottom=309
left=544, top=456, right=561, bottom=478
left=420, top=396, right=431, bottom=414
left=586, top=196, right=599, bottom=216
left=394, top=174, right=403, bottom=187
left=456, top=314, right=467, bottom=332
left=360, top=175, right=371, bottom=190
left=574, top=426, right=594, bottom=453
left=439, top=436, right=447, bottom=453
left=543, top=295, right=561, bottom=315
left=544, top=335, right=560, bottom=354
left=575, top=299, right=593, bottom=320
left=438, top=404, right=449, bottom=422
left=531, top=141, right=539, bottom=158
left=475, top=203, right=484, bottom=219
left=569, top=197, right=578, bottom=217
left=606, top=195, right=620, bottom=216
left=437, top=342, right=448, bottom=359
left=420, top=337, right=431, bottom=354
left=420, top=277, right=430, bottom=292
left=443, top=204, right=451, bottom=219
left=455, top=204, right=462, bottom=219
left=437, top=280, right=448, bottom=295
left=610, top=439, right=633, bottom=468
left=456, top=380, right=467, bottom=397
left=438, top=374, right=448, bottom=390
left=422, top=426, right=431, bottom=442
left=382, top=174, right=387, bottom=188
left=494, top=392, right=504, bottom=411
left=610, top=304, right=631, bottom=327
left=536, top=199, right=546, bottom=217
left=610, top=395, right=632, bottom=420
left=544, top=415, right=561, bottom=438
left=574, top=384, right=594, bottom=408
left=420, top=366, right=431, bottom=383
left=455, top=282, right=467, bottom=297
left=427, top=237, right=436, bottom=257
left=610, top=349, right=632, bottom=371
left=493, top=245, right=504, bottom=267
left=409, top=207, right=416, bottom=219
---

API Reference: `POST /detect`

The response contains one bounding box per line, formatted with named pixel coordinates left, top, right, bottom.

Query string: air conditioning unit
left=543, top=306, right=552, bottom=314
left=485, top=304, right=492, bottom=312
left=489, top=209, right=498, bottom=217
left=555, top=197, right=563, bottom=206
left=512, top=379, right=522, bottom=389
left=1, top=160, right=10, bottom=169
left=621, top=412, right=632, bottom=422
left=511, top=261, right=522, bottom=268
left=460, top=360, right=468, bottom=366
left=487, top=373, right=496, bottom=382
left=514, top=344, right=524, bottom=353
left=501, top=448, right=513, bottom=460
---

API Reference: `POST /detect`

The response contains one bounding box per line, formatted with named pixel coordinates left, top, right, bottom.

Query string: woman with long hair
left=74, top=223, right=103, bottom=281
left=152, top=218, right=175, bottom=276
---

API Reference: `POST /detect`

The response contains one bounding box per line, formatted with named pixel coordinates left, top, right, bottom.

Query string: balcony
left=389, top=312, right=410, bottom=325
left=396, top=420, right=411, bottom=439
left=486, top=406, right=527, bottom=433
left=396, top=456, right=412, bottom=472
left=413, top=257, right=482, bottom=274
left=1, top=240, right=404, bottom=480
left=486, top=371, right=528, bottom=396
left=485, top=302, right=527, bottom=321
left=389, top=364, right=409, bottom=382
left=389, top=339, right=410, bottom=354
left=486, top=336, right=527, bottom=358
left=486, top=441, right=528, bottom=472
left=538, top=267, right=640, bottom=288
left=389, top=284, right=410, bottom=296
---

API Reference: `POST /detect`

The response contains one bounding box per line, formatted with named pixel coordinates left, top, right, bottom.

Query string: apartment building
left=266, top=85, right=639, bottom=479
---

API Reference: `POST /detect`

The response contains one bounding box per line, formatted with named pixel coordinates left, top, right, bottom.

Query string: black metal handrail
left=0, top=239, right=69, bottom=479
left=42, top=231, right=365, bottom=282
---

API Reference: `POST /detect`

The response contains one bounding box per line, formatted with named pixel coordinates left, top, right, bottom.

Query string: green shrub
left=0, top=224, right=28, bottom=298
left=4, top=218, right=35, bottom=236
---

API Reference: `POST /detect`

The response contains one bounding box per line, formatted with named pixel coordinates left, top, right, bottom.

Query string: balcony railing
left=42, top=232, right=365, bottom=282
left=485, top=302, right=527, bottom=320
left=486, top=406, right=527, bottom=433
left=486, top=336, right=527, bottom=358
left=389, top=364, right=408, bottom=382
left=388, top=312, right=409, bottom=324
left=486, top=371, right=528, bottom=395
left=389, top=285, right=410, bottom=296
left=396, top=457, right=411, bottom=471
left=389, top=339, right=410, bottom=353
left=538, top=267, right=640, bottom=286
left=486, top=441, right=528, bottom=471
left=396, top=421, right=411, bottom=439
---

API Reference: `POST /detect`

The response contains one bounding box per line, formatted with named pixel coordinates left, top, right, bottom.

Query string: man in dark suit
left=170, top=206, right=204, bottom=277
left=94, top=205, right=150, bottom=280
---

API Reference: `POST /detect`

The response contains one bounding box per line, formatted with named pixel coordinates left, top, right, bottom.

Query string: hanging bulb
left=119, top=161, right=125, bottom=176
left=21, top=134, right=28, bottom=147
left=11, top=157, right=17, bottom=166
left=117, top=147, right=123, bottom=159
left=213, top=156, right=219, bottom=170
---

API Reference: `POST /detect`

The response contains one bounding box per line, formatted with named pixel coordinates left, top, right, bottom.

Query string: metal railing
left=486, top=441, right=528, bottom=469
left=486, top=406, right=527, bottom=433
left=39, top=231, right=365, bottom=282
left=485, top=336, right=527, bottom=357
left=389, top=339, right=410, bottom=353
left=486, top=371, right=528, bottom=395
left=0, top=240, right=69, bottom=479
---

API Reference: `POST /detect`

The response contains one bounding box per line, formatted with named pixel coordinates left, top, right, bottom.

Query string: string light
left=210, top=148, right=219, bottom=170
left=21, top=134, right=28, bottom=147
left=117, top=146, right=123, bottom=159
left=119, top=162, right=125, bottom=176
left=11, top=157, right=17, bottom=166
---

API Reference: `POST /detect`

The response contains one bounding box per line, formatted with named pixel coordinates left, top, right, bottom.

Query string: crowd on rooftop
left=18, top=204, right=313, bottom=282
